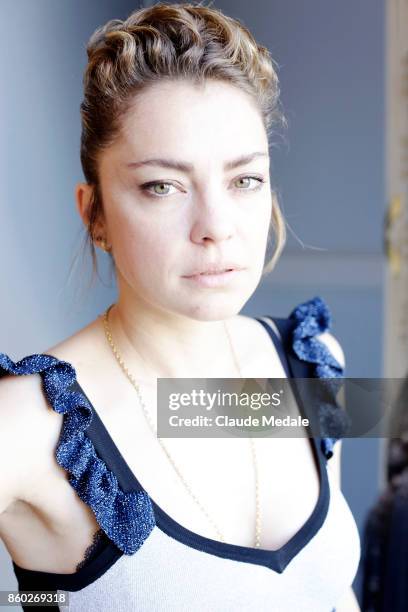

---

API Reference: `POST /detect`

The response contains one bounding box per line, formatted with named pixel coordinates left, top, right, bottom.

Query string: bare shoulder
left=0, top=316, right=103, bottom=516
left=45, top=315, right=105, bottom=370
left=0, top=371, right=64, bottom=514
left=234, top=313, right=346, bottom=369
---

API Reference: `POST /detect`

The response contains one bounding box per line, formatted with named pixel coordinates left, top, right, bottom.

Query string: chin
left=163, top=273, right=259, bottom=321
left=180, top=293, right=250, bottom=322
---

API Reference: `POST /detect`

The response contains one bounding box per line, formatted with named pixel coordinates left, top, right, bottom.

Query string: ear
left=75, top=182, right=106, bottom=238
left=75, top=182, right=94, bottom=227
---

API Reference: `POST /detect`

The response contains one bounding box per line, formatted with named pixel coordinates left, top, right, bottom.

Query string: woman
left=0, top=3, right=361, bottom=610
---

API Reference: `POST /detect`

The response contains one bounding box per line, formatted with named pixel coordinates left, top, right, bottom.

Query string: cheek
left=111, top=214, right=177, bottom=284
left=244, top=200, right=272, bottom=245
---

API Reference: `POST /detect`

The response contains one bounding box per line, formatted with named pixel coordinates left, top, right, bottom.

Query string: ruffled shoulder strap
left=0, top=352, right=155, bottom=555
left=271, top=296, right=351, bottom=460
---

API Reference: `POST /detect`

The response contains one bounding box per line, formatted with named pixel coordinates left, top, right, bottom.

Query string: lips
left=198, top=268, right=234, bottom=275
left=182, top=268, right=242, bottom=288
left=183, top=265, right=242, bottom=277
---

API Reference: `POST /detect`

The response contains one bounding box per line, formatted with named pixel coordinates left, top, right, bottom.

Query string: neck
left=104, top=299, right=243, bottom=380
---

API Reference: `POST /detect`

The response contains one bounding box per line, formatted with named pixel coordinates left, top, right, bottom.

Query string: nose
left=189, top=198, right=235, bottom=245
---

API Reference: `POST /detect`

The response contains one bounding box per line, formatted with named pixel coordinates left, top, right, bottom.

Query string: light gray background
left=1, top=1, right=385, bottom=608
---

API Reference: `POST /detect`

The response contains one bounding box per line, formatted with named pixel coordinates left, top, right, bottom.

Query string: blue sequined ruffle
left=0, top=352, right=155, bottom=555
left=288, top=296, right=351, bottom=460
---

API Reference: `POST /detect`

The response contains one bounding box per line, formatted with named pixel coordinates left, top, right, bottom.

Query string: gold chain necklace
left=102, top=303, right=261, bottom=548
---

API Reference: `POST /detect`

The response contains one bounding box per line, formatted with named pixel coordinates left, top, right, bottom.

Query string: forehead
left=111, top=80, right=268, bottom=164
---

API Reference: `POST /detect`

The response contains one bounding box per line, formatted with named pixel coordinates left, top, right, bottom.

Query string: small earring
left=95, top=236, right=112, bottom=253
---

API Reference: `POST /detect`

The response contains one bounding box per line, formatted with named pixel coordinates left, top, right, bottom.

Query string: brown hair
left=78, top=1, right=286, bottom=287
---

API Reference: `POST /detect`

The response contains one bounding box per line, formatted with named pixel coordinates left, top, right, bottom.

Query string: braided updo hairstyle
left=79, top=2, right=287, bottom=285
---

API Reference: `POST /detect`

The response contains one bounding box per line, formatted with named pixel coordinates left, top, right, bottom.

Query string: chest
left=74, top=318, right=321, bottom=550
left=116, top=426, right=321, bottom=550
left=84, top=351, right=321, bottom=551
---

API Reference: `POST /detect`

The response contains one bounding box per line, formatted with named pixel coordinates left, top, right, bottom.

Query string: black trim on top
left=12, top=532, right=122, bottom=593
left=12, top=315, right=330, bottom=591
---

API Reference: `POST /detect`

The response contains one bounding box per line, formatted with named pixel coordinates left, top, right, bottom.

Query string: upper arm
left=316, top=331, right=345, bottom=488
left=0, top=375, right=37, bottom=514
left=0, top=373, right=60, bottom=515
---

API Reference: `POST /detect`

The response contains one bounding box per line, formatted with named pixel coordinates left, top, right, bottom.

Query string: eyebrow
left=126, top=151, right=268, bottom=173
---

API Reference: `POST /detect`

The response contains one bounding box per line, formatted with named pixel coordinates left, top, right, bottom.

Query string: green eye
left=234, top=176, right=265, bottom=190
left=235, top=177, right=251, bottom=188
left=141, top=181, right=177, bottom=197
left=152, top=183, right=171, bottom=195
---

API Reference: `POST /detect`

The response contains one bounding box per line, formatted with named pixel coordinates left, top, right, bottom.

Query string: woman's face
left=93, top=79, right=272, bottom=321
